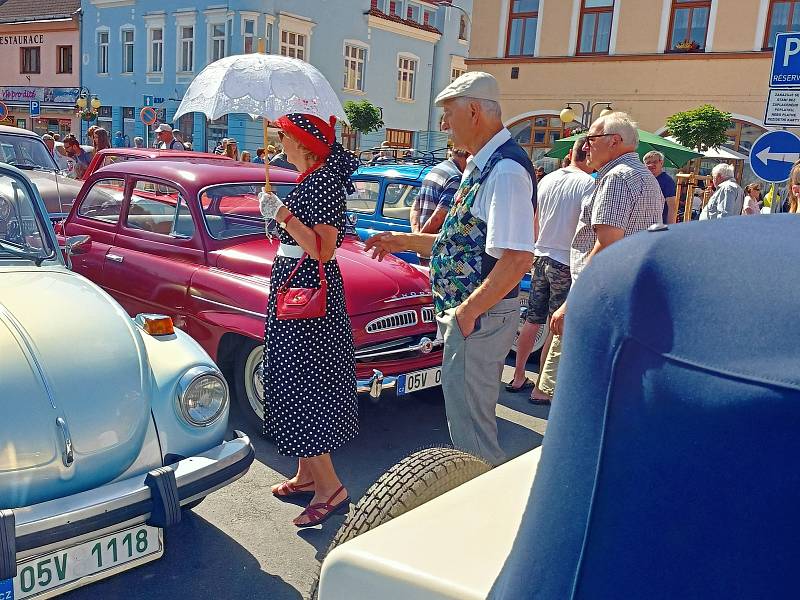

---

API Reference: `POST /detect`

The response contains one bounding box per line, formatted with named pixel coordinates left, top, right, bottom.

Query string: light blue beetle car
left=0, top=163, right=254, bottom=598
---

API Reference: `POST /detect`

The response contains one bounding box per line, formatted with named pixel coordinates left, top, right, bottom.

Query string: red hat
left=274, top=113, right=336, bottom=160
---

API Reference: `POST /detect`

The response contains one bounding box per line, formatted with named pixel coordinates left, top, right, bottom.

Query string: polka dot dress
left=262, top=165, right=358, bottom=457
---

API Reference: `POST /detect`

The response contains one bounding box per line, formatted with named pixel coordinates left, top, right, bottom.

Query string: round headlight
left=177, top=367, right=228, bottom=426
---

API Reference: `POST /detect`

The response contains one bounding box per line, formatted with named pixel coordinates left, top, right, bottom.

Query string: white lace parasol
left=173, top=53, right=347, bottom=122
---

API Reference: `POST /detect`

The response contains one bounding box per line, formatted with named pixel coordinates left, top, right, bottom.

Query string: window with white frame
left=98, top=30, right=109, bottom=74
left=281, top=30, right=306, bottom=60
left=265, top=20, right=273, bottom=52
left=451, top=66, right=465, bottom=82
left=407, top=4, right=420, bottom=22
left=423, top=9, right=435, bottom=25
left=397, top=55, right=417, bottom=100
left=122, top=29, right=134, bottom=73
left=211, top=23, right=226, bottom=61
left=149, top=28, right=163, bottom=72
left=180, top=25, right=194, bottom=72
left=343, top=43, right=367, bottom=92
left=243, top=18, right=256, bottom=53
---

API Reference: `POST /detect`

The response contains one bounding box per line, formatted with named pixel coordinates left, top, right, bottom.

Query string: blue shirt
left=414, top=159, right=462, bottom=228
left=656, top=171, right=676, bottom=223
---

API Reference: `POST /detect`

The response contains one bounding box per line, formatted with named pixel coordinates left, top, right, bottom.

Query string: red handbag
left=276, top=234, right=328, bottom=320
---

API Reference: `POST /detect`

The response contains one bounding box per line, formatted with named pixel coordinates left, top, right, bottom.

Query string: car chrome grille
left=421, top=306, right=436, bottom=323
left=365, top=310, right=418, bottom=333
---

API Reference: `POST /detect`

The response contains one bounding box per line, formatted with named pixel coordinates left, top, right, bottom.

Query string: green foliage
left=343, top=100, right=384, bottom=135
left=665, top=105, right=732, bottom=151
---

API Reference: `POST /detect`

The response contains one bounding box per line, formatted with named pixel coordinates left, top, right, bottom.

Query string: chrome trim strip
left=355, top=337, right=443, bottom=359
left=382, top=293, right=433, bottom=303
left=189, top=294, right=267, bottom=319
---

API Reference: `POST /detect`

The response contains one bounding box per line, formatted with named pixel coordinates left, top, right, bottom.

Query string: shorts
left=526, top=255, right=571, bottom=324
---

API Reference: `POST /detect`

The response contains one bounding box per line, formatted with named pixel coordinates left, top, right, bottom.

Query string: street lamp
left=75, top=88, right=102, bottom=143
left=559, top=101, right=614, bottom=129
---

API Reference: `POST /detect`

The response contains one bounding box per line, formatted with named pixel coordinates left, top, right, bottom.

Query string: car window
left=0, top=133, right=58, bottom=171
left=77, top=178, right=125, bottom=224
left=382, top=183, right=419, bottom=222
left=199, top=183, right=294, bottom=239
left=0, top=172, right=54, bottom=260
left=346, top=180, right=380, bottom=214
left=125, top=179, right=194, bottom=237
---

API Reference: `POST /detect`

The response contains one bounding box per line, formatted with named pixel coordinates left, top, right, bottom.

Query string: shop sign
left=0, top=34, right=45, bottom=45
left=0, top=87, right=80, bottom=105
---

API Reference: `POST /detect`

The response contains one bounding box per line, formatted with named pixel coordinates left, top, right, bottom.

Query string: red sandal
left=294, top=485, right=350, bottom=528
left=272, top=479, right=315, bottom=499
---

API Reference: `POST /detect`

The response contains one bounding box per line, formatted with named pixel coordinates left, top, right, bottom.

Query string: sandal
left=294, top=485, right=350, bottom=528
left=529, top=395, right=552, bottom=406
left=272, top=479, right=315, bottom=499
left=505, top=377, right=534, bottom=393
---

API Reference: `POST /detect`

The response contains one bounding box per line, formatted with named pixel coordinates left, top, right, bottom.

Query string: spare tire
left=311, top=447, right=491, bottom=599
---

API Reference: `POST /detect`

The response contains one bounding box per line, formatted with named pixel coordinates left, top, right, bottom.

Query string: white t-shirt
left=461, top=128, right=535, bottom=259
left=534, top=167, right=595, bottom=266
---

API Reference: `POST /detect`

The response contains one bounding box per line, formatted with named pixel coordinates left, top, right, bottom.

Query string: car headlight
left=177, top=366, right=229, bottom=427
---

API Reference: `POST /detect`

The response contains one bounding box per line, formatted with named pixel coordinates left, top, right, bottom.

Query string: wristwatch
left=279, top=213, right=295, bottom=229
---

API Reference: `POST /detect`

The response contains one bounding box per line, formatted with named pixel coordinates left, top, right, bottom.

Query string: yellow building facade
left=468, top=0, right=789, bottom=177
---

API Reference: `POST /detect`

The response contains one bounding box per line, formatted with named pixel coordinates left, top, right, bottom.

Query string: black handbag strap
left=278, top=233, right=325, bottom=292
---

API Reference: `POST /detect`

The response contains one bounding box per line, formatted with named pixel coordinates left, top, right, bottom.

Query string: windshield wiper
left=13, top=163, right=55, bottom=172
left=0, top=238, right=52, bottom=266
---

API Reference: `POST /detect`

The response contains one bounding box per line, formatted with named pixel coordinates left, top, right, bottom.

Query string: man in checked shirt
left=549, top=112, right=663, bottom=340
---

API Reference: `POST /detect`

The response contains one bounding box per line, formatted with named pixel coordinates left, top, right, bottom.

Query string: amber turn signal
left=134, top=313, right=175, bottom=336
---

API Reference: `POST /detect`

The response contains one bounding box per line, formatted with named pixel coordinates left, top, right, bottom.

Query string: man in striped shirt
left=550, top=112, right=663, bottom=336
left=410, top=149, right=468, bottom=264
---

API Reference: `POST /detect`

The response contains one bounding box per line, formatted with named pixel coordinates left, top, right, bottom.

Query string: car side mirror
left=66, top=234, right=92, bottom=256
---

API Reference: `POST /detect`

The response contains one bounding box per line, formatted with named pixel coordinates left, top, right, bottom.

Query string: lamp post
left=559, top=101, right=615, bottom=130
left=75, top=88, right=102, bottom=144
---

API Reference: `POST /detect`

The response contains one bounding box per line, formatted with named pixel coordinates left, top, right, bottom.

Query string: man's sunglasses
left=585, top=133, right=618, bottom=144
left=277, top=131, right=285, bottom=141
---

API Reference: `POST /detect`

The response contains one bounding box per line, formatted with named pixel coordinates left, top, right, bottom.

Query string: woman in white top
left=742, top=182, right=762, bottom=216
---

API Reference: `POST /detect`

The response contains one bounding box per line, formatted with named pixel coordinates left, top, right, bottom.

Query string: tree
left=665, top=104, right=733, bottom=151
left=343, top=100, right=384, bottom=137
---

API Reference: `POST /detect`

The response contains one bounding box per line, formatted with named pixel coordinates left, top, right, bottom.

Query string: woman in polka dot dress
left=258, top=113, right=360, bottom=527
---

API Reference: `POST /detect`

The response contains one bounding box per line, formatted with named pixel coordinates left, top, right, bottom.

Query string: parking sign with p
left=771, top=32, right=800, bottom=87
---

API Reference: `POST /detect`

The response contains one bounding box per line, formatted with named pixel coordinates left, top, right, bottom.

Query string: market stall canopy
left=546, top=130, right=702, bottom=168
left=663, top=136, right=747, bottom=161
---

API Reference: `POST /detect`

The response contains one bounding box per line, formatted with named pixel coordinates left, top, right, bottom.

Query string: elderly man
left=699, top=163, right=744, bottom=220
left=365, top=72, right=536, bottom=465
left=644, top=150, right=677, bottom=224
left=550, top=112, right=663, bottom=340
left=153, top=124, right=184, bottom=150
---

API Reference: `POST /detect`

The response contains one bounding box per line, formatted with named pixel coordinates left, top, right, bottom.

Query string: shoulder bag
left=276, top=234, right=328, bottom=320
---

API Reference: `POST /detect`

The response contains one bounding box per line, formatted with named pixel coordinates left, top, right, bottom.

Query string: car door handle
left=106, top=253, right=124, bottom=263
left=56, top=417, right=74, bottom=467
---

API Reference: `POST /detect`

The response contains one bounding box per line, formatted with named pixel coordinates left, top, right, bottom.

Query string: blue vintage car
left=0, top=163, right=254, bottom=598
left=346, top=163, right=545, bottom=356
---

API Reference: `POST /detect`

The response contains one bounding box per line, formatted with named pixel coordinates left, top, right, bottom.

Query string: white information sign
left=765, top=88, right=800, bottom=126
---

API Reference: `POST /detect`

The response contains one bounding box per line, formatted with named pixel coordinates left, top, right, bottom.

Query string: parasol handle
left=263, top=118, right=271, bottom=193
left=257, top=36, right=272, bottom=193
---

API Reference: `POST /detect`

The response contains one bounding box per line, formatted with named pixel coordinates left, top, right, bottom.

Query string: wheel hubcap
left=243, top=345, right=265, bottom=421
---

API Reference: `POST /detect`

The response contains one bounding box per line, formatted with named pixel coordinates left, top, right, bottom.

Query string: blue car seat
left=490, top=215, right=800, bottom=599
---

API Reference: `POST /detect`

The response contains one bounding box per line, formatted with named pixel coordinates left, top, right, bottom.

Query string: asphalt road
left=64, top=365, right=547, bottom=600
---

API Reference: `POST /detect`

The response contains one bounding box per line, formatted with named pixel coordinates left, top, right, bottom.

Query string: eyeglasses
left=585, top=133, right=618, bottom=145
left=277, top=131, right=285, bottom=141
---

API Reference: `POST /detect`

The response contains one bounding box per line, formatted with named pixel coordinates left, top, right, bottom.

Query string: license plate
left=397, top=366, right=442, bottom=395
left=1, top=524, right=162, bottom=599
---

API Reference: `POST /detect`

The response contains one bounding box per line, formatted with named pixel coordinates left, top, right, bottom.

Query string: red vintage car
left=58, top=159, right=442, bottom=426
left=83, top=147, right=234, bottom=179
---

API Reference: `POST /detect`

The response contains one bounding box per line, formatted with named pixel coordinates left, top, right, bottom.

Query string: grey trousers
left=437, top=297, right=520, bottom=466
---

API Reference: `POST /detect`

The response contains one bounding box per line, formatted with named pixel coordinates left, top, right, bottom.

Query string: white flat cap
left=154, top=123, right=173, bottom=133
left=434, top=71, right=499, bottom=106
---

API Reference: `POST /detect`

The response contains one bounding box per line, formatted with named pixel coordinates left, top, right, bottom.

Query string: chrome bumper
left=2, top=431, right=254, bottom=572
left=357, top=369, right=398, bottom=399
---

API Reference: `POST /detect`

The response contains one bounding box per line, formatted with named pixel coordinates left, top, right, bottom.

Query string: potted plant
left=674, top=39, right=701, bottom=52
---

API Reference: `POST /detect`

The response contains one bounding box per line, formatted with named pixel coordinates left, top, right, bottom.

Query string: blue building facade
left=80, top=0, right=471, bottom=153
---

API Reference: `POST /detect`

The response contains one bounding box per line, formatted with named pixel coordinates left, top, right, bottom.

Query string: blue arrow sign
left=749, top=130, right=800, bottom=183
left=770, top=32, right=800, bottom=87
left=143, top=95, right=154, bottom=107
left=29, top=100, right=40, bottom=117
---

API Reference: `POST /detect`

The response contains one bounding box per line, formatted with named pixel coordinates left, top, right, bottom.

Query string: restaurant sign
left=0, top=87, right=80, bottom=105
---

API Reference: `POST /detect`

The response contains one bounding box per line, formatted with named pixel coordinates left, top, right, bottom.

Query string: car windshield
left=199, top=183, right=295, bottom=239
left=347, top=180, right=380, bottom=214
left=0, top=133, right=58, bottom=172
left=0, top=171, right=55, bottom=263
